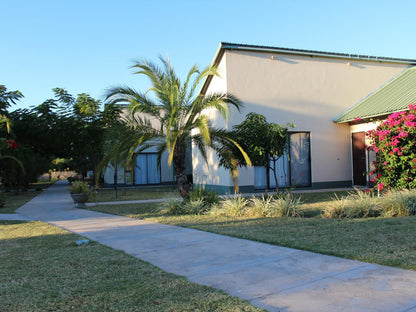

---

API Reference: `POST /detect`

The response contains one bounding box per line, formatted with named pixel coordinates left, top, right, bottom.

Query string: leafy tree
left=0, top=85, right=23, bottom=116
left=9, top=88, right=119, bottom=187
left=220, top=113, right=294, bottom=193
left=0, top=86, right=25, bottom=191
left=105, top=57, right=250, bottom=198
left=97, top=121, right=137, bottom=198
left=367, top=104, right=416, bottom=191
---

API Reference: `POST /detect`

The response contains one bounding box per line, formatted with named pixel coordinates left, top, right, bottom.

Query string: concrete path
left=8, top=181, right=416, bottom=311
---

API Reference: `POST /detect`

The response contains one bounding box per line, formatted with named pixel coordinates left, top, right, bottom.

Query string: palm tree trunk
left=173, top=141, right=190, bottom=199
left=114, top=161, right=118, bottom=199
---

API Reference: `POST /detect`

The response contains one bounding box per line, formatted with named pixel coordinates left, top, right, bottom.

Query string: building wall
left=196, top=48, right=410, bottom=191
left=192, top=54, right=233, bottom=192
left=103, top=147, right=176, bottom=185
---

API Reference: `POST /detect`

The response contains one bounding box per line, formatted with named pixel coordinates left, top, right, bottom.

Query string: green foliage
left=367, top=104, right=416, bottom=190
left=380, top=189, right=416, bottom=217
left=182, top=198, right=208, bottom=215
left=105, top=57, right=246, bottom=198
left=216, top=113, right=294, bottom=192
left=159, top=194, right=184, bottom=215
left=210, top=195, right=248, bottom=217
left=0, top=192, right=5, bottom=208
left=188, top=187, right=220, bottom=205
left=0, top=85, right=24, bottom=116
left=70, top=181, right=90, bottom=194
left=323, top=190, right=381, bottom=219
left=269, top=193, right=302, bottom=217
left=209, top=193, right=302, bottom=218
left=248, top=194, right=273, bottom=217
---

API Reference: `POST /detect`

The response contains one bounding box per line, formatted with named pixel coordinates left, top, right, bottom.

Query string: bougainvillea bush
left=367, top=104, right=416, bottom=191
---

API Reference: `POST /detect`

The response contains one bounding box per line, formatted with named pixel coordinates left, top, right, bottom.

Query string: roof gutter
left=220, top=43, right=416, bottom=65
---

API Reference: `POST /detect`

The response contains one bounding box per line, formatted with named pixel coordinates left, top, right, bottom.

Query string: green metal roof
left=334, top=66, right=416, bottom=123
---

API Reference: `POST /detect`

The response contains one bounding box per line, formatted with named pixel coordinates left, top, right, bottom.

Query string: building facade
left=193, top=43, right=416, bottom=193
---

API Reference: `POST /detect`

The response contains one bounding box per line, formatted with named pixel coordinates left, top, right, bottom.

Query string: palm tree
left=105, top=57, right=250, bottom=198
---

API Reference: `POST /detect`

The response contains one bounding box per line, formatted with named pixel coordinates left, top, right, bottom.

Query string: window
left=134, top=154, right=161, bottom=185
left=254, top=132, right=311, bottom=189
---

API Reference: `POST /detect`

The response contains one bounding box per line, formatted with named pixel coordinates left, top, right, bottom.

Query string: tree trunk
left=271, top=157, right=280, bottom=195
left=88, top=142, right=99, bottom=190
left=265, top=155, right=270, bottom=191
left=114, top=161, right=118, bottom=199
left=173, top=140, right=190, bottom=199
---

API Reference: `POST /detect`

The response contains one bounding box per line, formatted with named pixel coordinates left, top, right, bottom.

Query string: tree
left=0, top=86, right=25, bottom=190
left=367, top=104, right=416, bottom=191
left=105, top=57, right=250, bottom=198
left=0, top=85, right=23, bottom=116
left=225, top=113, right=294, bottom=193
left=97, top=121, right=136, bottom=198
left=8, top=88, right=118, bottom=187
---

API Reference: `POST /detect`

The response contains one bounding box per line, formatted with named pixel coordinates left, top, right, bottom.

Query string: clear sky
left=2, top=0, right=416, bottom=110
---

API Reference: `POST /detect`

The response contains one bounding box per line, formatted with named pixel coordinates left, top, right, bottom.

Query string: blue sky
left=2, top=0, right=416, bottom=110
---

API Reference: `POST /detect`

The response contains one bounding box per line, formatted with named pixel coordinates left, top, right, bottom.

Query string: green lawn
left=85, top=191, right=416, bottom=271
left=0, top=181, right=55, bottom=214
left=0, top=221, right=263, bottom=312
left=91, top=186, right=178, bottom=202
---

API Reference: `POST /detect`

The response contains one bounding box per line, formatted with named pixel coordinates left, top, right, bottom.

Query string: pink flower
left=377, top=183, right=385, bottom=191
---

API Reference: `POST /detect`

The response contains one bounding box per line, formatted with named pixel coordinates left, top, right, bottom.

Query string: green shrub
left=346, top=189, right=381, bottom=218
left=188, top=187, right=219, bottom=205
left=216, top=195, right=248, bottom=217
left=322, top=194, right=349, bottom=218
left=70, top=181, right=90, bottom=194
left=0, top=192, right=5, bottom=208
left=159, top=195, right=184, bottom=215
left=380, top=189, right=416, bottom=217
left=269, top=193, right=302, bottom=217
left=323, top=190, right=380, bottom=219
left=182, top=198, right=207, bottom=215
left=248, top=194, right=273, bottom=217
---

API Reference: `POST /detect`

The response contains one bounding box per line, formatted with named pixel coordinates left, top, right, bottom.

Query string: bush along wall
left=367, top=104, right=416, bottom=191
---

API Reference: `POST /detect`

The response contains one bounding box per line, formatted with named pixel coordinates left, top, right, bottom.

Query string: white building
left=193, top=42, right=416, bottom=193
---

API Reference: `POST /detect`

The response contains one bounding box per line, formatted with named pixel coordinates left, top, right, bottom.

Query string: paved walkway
left=3, top=181, right=415, bottom=311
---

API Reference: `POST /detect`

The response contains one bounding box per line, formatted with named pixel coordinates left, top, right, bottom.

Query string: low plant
left=70, top=181, right=90, bottom=194
left=322, top=194, right=350, bottom=218
left=323, top=190, right=381, bottom=219
left=248, top=194, right=273, bottom=217
left=346, top=189, right=381, bottom=218
left=0, top=192, right=5, bottom=208
left=182, top=198, right=207, bottom=215
left=216, top=195, right=248, bottom=217
left=380, top=189, right=416, bottom=217
left=188, top=187, right=219, bottom=205
left=159, top=194, right=184, bottom=215
left=269, top=193, right=302, bottom=217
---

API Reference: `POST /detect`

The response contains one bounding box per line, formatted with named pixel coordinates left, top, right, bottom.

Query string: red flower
left=5, top=139, right=19, bottom=150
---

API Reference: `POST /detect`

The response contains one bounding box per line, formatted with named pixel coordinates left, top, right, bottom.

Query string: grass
left=0, top=181, right=55, bottom=214
left=91, top=186, right=178, bottom=202
left=84, top=189, right=416, bottom=270
left=0, top=220, right=263, bottom=312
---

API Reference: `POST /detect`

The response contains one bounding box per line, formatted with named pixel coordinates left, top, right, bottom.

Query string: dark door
left=352, top=132, right=366, bottom=186
left=289, top=132, right=311, bottom=187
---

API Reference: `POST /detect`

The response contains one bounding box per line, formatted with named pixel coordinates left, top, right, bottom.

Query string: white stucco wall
left=222, top=50, right=409, bottom=188
left=192, top=54, right=233, bottom=190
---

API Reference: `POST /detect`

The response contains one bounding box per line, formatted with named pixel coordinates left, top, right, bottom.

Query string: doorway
left=352, top=132, right=367, bottom=186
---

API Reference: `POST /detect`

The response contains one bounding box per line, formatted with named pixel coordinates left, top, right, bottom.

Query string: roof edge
left=220, top=42, right=416, bottom=65
left=200, top=42, right=416, bottom=96
left=333, top=67, right=414, bottom=123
